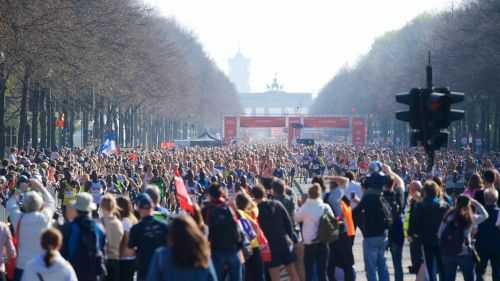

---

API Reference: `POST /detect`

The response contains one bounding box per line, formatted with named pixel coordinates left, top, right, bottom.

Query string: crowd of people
left=0, top=144, right=498, bottom=281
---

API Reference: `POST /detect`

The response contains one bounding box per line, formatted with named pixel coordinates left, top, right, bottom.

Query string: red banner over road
left=303, top=117, right=350, bottom=128
left=240, top=117, right=286, bottom=128
left=223, top=116, right=367, bottom=146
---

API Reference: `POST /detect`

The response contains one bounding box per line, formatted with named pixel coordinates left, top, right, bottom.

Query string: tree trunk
left=31, top=82, right=40, bottom=149
left=39, top=88, right=47, bottom=149
left=82, top=107, right=87, bottom=147
left=18, top=66, right=31, bottom=150
left=61, top=98, right=68, bottom=147
left=68, top=101, right=74, bottom=148
left=46, top=89, right=55, bottom=151
left=129, top=107, right=134, bottom=147
left=93, top=94, right=99, bottom=142
left=0, top=69, right=7, bottom=158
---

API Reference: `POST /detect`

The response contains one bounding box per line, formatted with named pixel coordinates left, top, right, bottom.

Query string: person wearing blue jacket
left=146, top=215, right=217, bottom=281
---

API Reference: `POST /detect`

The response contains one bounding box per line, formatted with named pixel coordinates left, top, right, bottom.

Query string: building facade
left=239, top=76, right=313, bottom=116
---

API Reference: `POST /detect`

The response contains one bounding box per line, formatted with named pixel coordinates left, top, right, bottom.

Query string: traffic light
left=430, top=87, right=465, bottom=129
left=395, top=88, right=422, bottom=129
left=395, top=55, right=465, bottom=171
left=396, top=88, right=427, bottom=145
left=395, top=87, right=464, bottom=151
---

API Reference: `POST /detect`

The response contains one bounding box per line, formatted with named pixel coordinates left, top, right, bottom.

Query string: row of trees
left=312, top=0, right=500, bottom=151
left=0, top=0, right=240, bottom=155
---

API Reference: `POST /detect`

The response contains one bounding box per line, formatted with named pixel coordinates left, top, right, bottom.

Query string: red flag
left=174, top=176, right=194, bottom=214
left=128, top=153, right=138, bottom=162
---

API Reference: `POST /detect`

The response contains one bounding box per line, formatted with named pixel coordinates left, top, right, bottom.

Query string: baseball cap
left=135, top=193, right=153, bottom=209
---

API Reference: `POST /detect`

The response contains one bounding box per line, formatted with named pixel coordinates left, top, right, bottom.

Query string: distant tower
left=228, top=50, right=250, bottom=93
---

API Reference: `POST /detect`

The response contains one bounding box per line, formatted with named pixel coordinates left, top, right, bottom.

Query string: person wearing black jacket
left=382, top=178, right=404, bottom=281
left=413, top=180, right=450, bottom=281
left=251, top=185, right=300, bottom=281
left=475, top=188, right=500, bottom=281
left=353, top=185, right=390, bottom=281
left=406, top=180, right=424, bottom=275
left=202, top=183, right=243, bottom=281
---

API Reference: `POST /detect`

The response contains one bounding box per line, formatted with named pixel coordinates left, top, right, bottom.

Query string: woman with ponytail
left=438, top=195, right=488, bottom=281
left=21, top=228, right=77, bottom=281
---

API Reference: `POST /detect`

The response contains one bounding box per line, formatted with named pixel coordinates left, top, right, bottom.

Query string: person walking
left=116, top=196, right=138, bottom=281
left=475, top=188, right=500, bottom=281
left=463, top=173, right=485, bottom=206
left=414, top=180, right=450, bottom=281
left=0, top=220, right=15, bottom=281
left=406, top=180, right=424, bottom=275
left=6, top=178, right=56, bottom=281
left=235, top=192, right=265, bottom=281
left=251, top=185, right=300, bottom=281
left=60, top=192, right=106, bottom=281
left=272, top=180, right=296, bottom=222
left=22, top=228, right=77, bottom=281
left=201, top=183, right=243, bottom=281
left=345, top=171, right=363, bottom=209
left=329, top=196, right=356, bottom=281
left=146, top=215, right=217, bottom=281
left=382, top=177, right=405, bottom=281
left=295, top=183, right=333, bottom=281
left=100, top=194, right=124, bottom=281
left=128, top=193, right=169, bottom=281
left=438, top=195, right=488, bottom=281
left=353, top=180, right=390, bottom=281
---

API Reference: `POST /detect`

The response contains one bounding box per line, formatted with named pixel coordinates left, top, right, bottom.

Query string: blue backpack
left=68, top=220, right=107, bottom=279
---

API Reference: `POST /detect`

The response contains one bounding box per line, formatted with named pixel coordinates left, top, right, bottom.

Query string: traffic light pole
left=425, top=52, right=434, bottom=173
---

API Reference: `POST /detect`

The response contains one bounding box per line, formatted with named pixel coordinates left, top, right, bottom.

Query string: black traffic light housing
left=395, top=53, right=465, bottom=171
left=396, top=88, right=422, bottom=129
left=428, top=87, right=465, bottom=130
left=396, top=87, right=464, bottom=150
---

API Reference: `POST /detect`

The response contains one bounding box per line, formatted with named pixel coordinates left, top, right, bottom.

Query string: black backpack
left=439, top=216, right=465, bottom=257
left=207, top=204, right=243, bottom=251
left=379, top=196, right=394, bottom=228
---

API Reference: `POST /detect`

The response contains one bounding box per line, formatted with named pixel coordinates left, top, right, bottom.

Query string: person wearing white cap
left=60, top=192, right=106, bottom=281
left=6, top=178, right=56, bottom=281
